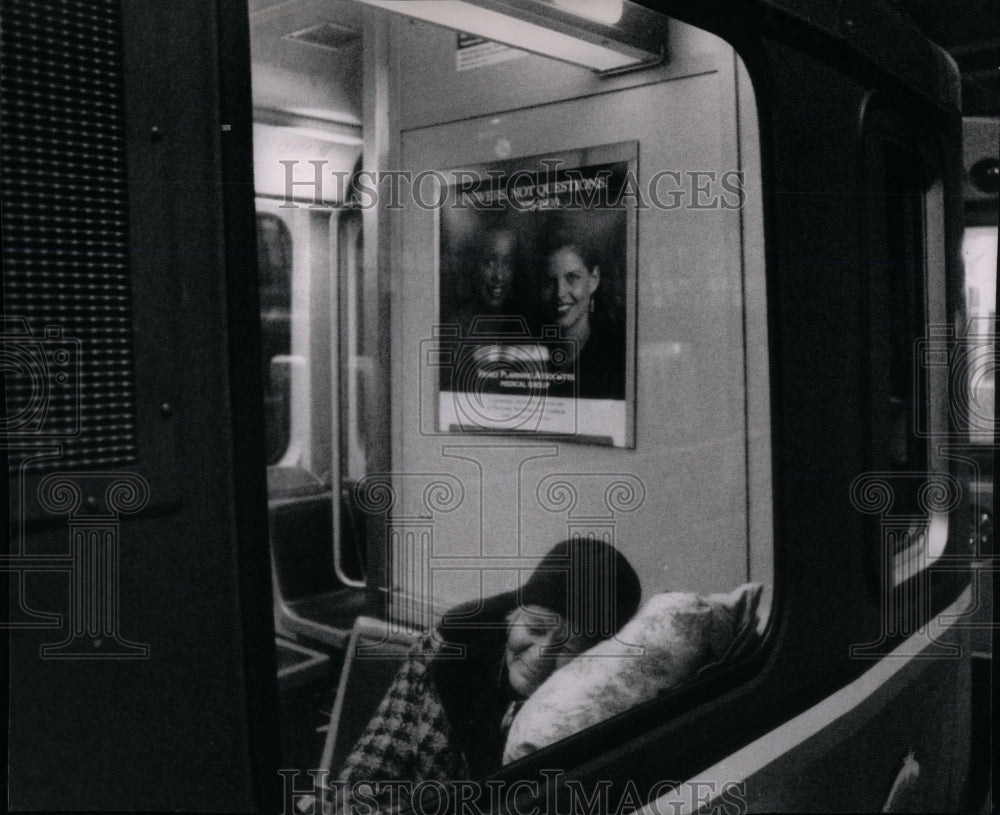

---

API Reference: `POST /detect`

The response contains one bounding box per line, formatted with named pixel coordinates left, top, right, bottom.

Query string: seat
left=269, top=486, right=376, bottom=649
left=318, top=615, right=422, bottom=780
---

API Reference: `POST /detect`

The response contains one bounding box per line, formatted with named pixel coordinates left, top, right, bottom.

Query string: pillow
left=502, top=582, right=764, bottom=763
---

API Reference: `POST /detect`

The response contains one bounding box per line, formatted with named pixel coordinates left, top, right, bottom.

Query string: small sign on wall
left=455, top=32, right=526, bottom=72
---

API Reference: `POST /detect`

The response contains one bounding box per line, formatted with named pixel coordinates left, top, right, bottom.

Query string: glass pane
left=249, top=0, right=771, bottom=795
left=962, top=225, right=997, bottom=444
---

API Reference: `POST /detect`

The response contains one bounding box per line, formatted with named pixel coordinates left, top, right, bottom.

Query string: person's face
left=543, top=246, right=599, bottom=331
left=477, top=231, right=516, bottom=310
left=504, top=605, right=591, bottom=698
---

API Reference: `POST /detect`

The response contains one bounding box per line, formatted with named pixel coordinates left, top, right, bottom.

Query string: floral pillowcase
left=503, top=582, right=765, bottom=763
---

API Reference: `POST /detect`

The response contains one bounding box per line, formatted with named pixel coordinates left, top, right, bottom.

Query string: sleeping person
left=336, top=538, right=642, bottom=810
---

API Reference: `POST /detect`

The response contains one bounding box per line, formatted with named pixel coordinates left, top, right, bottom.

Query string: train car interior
left=3, top=0, right=995, bottom=811
left=247, top=0, right=995, bottom=811
left=249, top=0, right=775, bottom=785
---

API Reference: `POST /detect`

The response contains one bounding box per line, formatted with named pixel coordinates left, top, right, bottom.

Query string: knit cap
left=518, top=537, right=641, bottom=644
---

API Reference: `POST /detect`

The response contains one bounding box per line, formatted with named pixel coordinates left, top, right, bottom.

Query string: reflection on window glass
left=963, top=226, right=997, bottom=444
left=883, top=144, right=927, bottom=513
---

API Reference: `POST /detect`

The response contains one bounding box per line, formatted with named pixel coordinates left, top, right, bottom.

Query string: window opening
left=257, top=211, right=293, bottom=466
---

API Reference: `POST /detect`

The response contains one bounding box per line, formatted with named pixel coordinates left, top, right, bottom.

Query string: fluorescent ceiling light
left=277, top=126, right=364, bottom=146
left=551, top=0, right=623, bottom=25
left=357, top=0, right=664, bottom=73
left=254, top=107, right=364, bottom=145
left=286, top=107, right=363, bottom=127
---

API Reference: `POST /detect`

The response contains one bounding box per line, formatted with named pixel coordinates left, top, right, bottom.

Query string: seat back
left=268, top=482, right=368, bottom=605
left=269, top=493, right=335, bottom=603
left=320, top=616, right=421, bottom=779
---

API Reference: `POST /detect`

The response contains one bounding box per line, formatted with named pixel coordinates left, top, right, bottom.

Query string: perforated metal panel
left=1, top=0, right=138, bottom=468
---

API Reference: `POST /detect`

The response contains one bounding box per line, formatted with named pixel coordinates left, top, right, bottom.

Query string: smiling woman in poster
left=539, top=226, right=626, bottom=401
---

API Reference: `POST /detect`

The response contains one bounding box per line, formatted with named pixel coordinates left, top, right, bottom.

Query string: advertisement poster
left=435, top=142, right=637, bottom=447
